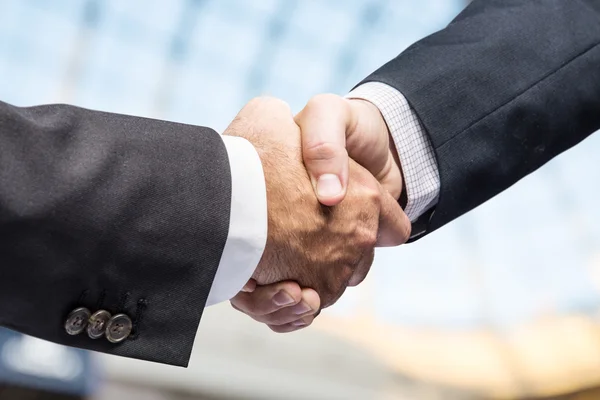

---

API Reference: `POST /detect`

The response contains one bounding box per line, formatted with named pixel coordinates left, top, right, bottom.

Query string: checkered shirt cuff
left=347, top=82, right=440, bottom=222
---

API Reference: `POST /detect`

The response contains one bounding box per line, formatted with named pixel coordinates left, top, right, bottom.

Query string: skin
left=228, top=95, right=408, bottom=332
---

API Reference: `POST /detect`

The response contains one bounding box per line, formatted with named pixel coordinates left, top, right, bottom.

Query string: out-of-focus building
left=2, top=1, right=600, bottom=399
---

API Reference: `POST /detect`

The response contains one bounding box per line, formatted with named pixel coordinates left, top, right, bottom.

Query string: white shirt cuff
left=347, top=82, right=441, bottom=222
left=205, top=135, right=268, bottom=306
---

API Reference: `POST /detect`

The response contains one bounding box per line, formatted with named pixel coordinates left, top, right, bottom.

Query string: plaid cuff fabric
left=347, top=82, right=440, bottom=222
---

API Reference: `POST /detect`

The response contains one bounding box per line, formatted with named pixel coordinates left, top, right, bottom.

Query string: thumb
left=295, top=94, right=354, bottom=206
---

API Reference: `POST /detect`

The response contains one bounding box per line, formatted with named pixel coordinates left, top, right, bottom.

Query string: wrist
left=211, top=135, right=268, bottom=305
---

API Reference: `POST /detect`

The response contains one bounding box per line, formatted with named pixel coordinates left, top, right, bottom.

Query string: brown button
left=64, top=307, right=91, bottom=336
left=105, top=313, right=133, bottom=343
left=87, top=310, right=112, bottom=339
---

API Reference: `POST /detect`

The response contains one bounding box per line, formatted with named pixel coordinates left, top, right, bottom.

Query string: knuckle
left=247, top=96, right=291, bottom=114
left=306, top=93, right=342, bottom=110
left=355, top=225, right=378, bottom=249
left=230, top=301, right=244, bottom=314
left=364, top=230, right=378, bottom=248
left=368, top=186, right=382, bottom=203
left=304, top=141, right=346, bottom=162
left=273, top=98, right=292, bottom=114
left=230, top=297, right=254, bottom=315
left=246, top=294, right=271, bottom=315
left=246, top=96, right=266, bottom=110
left=354, top=183, right=380, bottom=204
left=339, top=264, right=355, bottom=283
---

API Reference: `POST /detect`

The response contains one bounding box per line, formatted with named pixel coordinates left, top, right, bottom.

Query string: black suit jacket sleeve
left=360, top=0, right=600, bottom=240
left=0, top=101, right=232, bottom=366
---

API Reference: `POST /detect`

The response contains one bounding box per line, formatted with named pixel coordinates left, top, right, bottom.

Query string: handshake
left=224, top=94, right=411, bottom=333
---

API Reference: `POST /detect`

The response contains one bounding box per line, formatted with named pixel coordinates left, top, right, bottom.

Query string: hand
left=295, top=93, right=403, bottom=206
left=224, top=97, right=410, bottom=329
left=231, top=280, right=321, bottom=333
left=230, top=94, right=406, bottom=333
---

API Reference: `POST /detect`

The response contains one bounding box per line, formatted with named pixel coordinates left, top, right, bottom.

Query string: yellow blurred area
left=317, top=313, right=600, bottom=399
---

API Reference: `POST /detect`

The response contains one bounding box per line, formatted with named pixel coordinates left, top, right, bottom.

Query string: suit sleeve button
left=87, top=310, right=112, bottom=339
left=105, top=313, right=133, bottom=343
left=64, top=307, right=91, bottom=336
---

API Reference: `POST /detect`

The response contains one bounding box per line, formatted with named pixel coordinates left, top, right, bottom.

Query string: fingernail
left=292, top=320, right=307, bottom=327
left=292, top=301, right=312, bottom=315
left=317, top=174, right=342, bottom=198
left=273, top=291, right=295, bottom=307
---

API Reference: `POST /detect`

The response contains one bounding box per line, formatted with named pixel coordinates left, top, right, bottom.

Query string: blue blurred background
left=2, top=0, right=600, bottom=399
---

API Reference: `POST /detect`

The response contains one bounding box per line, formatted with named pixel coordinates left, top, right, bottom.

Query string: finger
left=268, top=314, right=316, bottom=333
left=347, top=160, right=410, bottom=247
left=295, top=94, right=354, bottom=206
left=241, top=279, right=257, bottom=293
left=235, top=96, right=293, bottom=121
left=348, top=249, right=375, bottom=287
left=377, top=188, right=412, bottom=247
left=251, top=288, right=320, bottom=326
left=230, top=281, right=302, bottom=317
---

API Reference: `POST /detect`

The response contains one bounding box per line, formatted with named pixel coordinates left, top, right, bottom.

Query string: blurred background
left=2, top=0, right=600, bottom=399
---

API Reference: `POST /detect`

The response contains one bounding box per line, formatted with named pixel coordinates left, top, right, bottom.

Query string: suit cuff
left=347, top=82, right=440, bottom=222
left=206, top=135, right=267, bottom=306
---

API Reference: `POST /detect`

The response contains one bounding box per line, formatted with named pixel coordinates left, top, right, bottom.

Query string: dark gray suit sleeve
left=0, top=101, right=232, bottom=366
left=359, top=0, right=600, bottom=240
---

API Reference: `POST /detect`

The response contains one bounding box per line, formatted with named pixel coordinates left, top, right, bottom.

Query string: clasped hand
left=224, top=95, right=411, bottom=332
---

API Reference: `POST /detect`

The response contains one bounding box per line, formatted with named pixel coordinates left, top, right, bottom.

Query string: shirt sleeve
left=205, top=135, right=268, bottom=306
left=347, top=81, right=440, bottom=222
